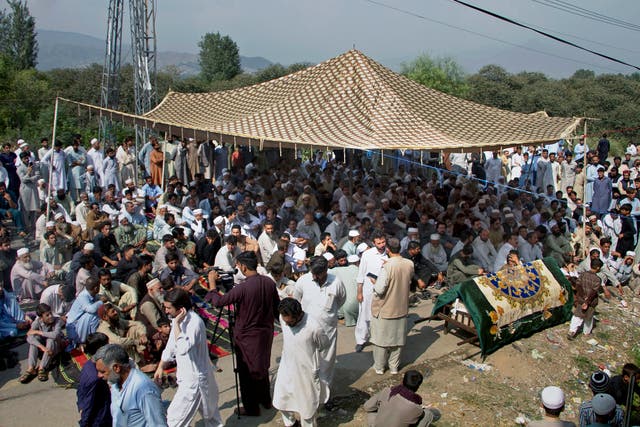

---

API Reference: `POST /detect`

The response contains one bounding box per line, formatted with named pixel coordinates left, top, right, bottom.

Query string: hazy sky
left=11, top=0, right=640, bottom=76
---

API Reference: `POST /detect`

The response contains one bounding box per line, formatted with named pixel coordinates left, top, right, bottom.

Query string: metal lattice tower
left=99, top=0, right=124, bottom=144
left=99, top=0, right=157, bottom=146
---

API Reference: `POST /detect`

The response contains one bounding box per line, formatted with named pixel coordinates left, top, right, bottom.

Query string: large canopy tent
left=58, top=49, right=583, bottom=151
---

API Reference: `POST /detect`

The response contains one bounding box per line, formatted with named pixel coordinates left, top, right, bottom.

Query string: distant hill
left=36, top=30, right=273, bottom=75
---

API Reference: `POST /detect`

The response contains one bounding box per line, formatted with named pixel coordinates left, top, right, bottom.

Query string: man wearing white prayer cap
left=10, top=247, right=53, bottom=301
left=342, top=229, right=361, bottom=257
left=422, top=233, right=447, bottom=272
left=529, top=386, right=573, bottom=426
left=400, top=226, right=420, bottom=253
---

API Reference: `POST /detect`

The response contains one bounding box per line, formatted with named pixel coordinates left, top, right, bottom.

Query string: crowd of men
left=0, top=132, right=638, bottom=426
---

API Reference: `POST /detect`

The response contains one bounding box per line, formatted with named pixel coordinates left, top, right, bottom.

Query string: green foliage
left=401, top=53, right=469, bottom=97
left=198, top=32, right=241, bottom=83
left=0, top=0, right=37, bottom=70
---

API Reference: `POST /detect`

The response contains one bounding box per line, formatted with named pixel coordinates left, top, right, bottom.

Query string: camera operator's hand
left=207, top=269, right=219, bottom=290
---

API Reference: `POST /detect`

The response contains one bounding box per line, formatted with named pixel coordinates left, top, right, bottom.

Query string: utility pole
left=99, top=0, right=124, bottom=145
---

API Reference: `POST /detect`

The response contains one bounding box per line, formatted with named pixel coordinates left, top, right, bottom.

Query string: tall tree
left=401, top=53, right=468, bottom=97
left=0, top=0, right=38, bottom=70
left=198, top=32, right=241, bottom=82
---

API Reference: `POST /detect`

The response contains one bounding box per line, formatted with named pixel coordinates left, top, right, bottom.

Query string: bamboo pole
left=582, top=120, right=588, bottom=257
left=46, top=97, right=60, bottom=220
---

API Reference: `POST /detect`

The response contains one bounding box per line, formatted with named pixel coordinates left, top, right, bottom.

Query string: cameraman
left=208, top=251, right=280, bottom=416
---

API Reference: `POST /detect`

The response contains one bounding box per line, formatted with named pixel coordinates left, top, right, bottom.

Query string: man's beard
left=151, top=291, right=164, bottom=304
left=107, top=370, right=120, bottom=385
left=122, top=225, right=134, bottom=233
left=20, top=261, right=33, bottom=271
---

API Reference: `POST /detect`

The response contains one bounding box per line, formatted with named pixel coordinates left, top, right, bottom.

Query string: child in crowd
left=19, top=303, right=64, bottom=383
left=151, top=318, right=171, bottom=361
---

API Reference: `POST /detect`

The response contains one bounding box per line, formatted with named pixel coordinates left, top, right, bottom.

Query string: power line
left=363, top=0, right=629, bottom=73
left=449, top=0, right=640, bottom=71
left=530, top=0, right=640, bottom=32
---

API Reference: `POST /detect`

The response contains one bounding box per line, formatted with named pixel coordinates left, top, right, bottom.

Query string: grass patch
left=574, top=356, right=596, bottom=374
left=632, top=345, right=640, bottom=367
left=595, top=330, right=611, bottom=341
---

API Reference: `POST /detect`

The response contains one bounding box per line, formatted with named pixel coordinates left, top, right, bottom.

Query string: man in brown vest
left=370, top=237, right=414, bottom=375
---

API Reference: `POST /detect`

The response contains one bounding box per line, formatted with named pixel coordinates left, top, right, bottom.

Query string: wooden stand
left=421, top=302, right=479, bottom=346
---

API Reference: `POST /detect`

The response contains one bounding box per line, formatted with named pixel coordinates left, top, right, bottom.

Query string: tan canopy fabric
left=61, top=49, right=582, bottom=151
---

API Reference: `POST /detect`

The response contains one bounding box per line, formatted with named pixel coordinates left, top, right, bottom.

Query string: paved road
left=0, top=295, right=459, bottom=426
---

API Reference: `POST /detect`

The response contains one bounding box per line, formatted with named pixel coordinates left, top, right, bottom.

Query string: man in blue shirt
left=95, top=343, right=167, bottom=427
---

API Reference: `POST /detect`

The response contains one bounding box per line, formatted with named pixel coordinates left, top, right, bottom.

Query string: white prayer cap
left=502, top=207, right=512, bottom=212
left=19, top=141, right=28, bottom=148
left=37, top=178, right=45, bottom=184
left=491, top=209, right=500, bottom=215
left=213, top=216, right=225, bottom=225
left=83, top=243, right=95, bottom=251
left=118, top=213, right=128, bottom=222
left=284, top=199, right=295, bottom=208
left=293, top=251, right=306, bottom=261
left=430, top=233, right=440, bottom=241
left=146, top=278, right=160, bottom=289
left=255, top=201, right=265, bottom=207
left=348, top=230, right=360, bottom=238
left=540, top=386, right=565, bottom=410
left=54, top=212, right=64, bottom=220
left=347, top=254, right=360, bottom=263
left=323, top=253, right=335, bottom=261
left=389, top=183, right=398, bottom=189
left=17, top=139, right=25, bottom=145
left=17, top=248, right=29, bottom=257
left=90, top=138, right=99, bottom=145
left=548, top=220, right=558, bottom=229
left=588, top=215, right=597, bottom=220
left=46, top=221, right=55, bottom=227
left=193, top=209, right=203, bottom=215
left=125, top=178, right=133, bottom=185
left=86, top=165, right=94, bottom=170
left=626, top=251, right=635, bottom=257
left=381, top=198, right=389, bottom=204
left=407, top=227, right=419, bottom=234
left=357, top=242, right=369, bottom=254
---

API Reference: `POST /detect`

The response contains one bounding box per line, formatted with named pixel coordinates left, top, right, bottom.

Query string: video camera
left=213, top=267, right=236, bottom=292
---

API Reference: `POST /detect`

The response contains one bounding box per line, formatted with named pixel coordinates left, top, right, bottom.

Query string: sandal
left=19, top=369, right=37, bottom=384
left=37, top=369, right=48, bottom=382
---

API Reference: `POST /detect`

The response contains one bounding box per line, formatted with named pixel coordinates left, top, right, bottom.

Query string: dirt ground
left=0, top=287, right=639, bottom=426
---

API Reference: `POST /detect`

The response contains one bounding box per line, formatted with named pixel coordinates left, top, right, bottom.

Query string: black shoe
left=567, top=332, right=577, bottom=341
left=355, top=344, right=364, bottom=352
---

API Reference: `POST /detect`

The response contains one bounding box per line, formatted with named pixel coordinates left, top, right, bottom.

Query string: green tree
left=198, top=32, right=241, bottom=82
left=0, top=0, right=38, bottom=70
left=466, top=65, right=516, bottom=110
left=401, top=53, right=468, bottom=97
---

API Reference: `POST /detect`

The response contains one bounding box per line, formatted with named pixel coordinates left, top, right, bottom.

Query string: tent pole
left=46, top=97, right=60, bottom=220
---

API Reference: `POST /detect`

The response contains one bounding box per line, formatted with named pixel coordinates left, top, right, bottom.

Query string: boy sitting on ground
left=19, top=303, right=64, bottom=383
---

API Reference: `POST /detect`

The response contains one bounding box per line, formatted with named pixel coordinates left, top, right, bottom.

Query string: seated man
left=135, top=278, right=168, bottom=339
left=39, top=283, right=76, bottom=319
left=97, top=269, right=138, bottom=319
left=364, top=370, right=440, bottom=427
left=0, top=181, right=26, bottom=236
left=19, top=303, right=64, bottom=383
left=447, top=245, right=484, bottom=286
left=173, top=227, right=197, bottom=268
left=114, top=245, right=140, bottom=283
left=10, top=247, right=53, bottom=301
left=40, top=230, right=72, bottom=270
left=158, top=252, right=199, bottom=293
left=127, top=255, right=153, bottom=301
left=66, top=277, right=103, bottom=347
left=93, top=221, right=120, bottom=268
left=0, top=284, right=31, bottom=338
left=152, top=234, right=191, bottom=273
left=75, top=254, right=100, bottom=296
left=114, top=214, right=147, bottom=251
left=96, top=303, right=148, bottom=366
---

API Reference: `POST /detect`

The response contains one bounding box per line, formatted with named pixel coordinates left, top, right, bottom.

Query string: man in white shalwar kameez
left=65, top=138, right=87, bottom=200
left=154, top=288, right=223, bottom=427
left=116, top=138, right=136, bottom=187
left=295, top=257, right=345, bottom=399
left=87, top=138, right=105, bottom=187
left=40, top=141, right=68, bottom=192
left=273, top=298, right=330, bottom=427
left=355, top=231, right=388, bottom=352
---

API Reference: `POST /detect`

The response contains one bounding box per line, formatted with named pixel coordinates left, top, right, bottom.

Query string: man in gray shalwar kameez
left=16, top=151, right=41, bottom=231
